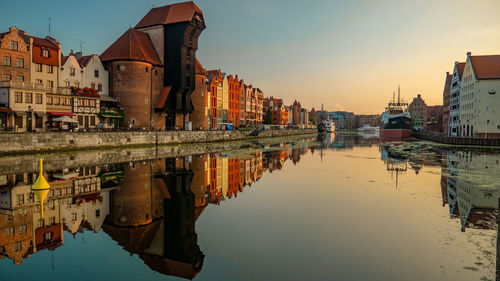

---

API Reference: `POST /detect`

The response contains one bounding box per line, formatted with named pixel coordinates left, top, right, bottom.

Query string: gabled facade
left=30, top=36, right=61, bottom=91
left=449, top=61, right=465, bottom=136
left=459, top=52, right=500, bottom=138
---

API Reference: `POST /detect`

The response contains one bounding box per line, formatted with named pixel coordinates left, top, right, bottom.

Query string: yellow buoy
left=32, top=158, right=50, bottom=219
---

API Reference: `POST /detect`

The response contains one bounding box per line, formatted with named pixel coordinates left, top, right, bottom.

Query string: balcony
left=0, top=81, right=46, bottom=90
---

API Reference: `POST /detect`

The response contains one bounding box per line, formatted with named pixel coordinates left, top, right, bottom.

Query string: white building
left=448, top=62, right=465, bottom=136
left=459, top=52, right=500, bottom=138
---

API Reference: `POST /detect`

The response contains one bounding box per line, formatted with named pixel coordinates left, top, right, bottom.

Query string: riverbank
left=0, top=129, right=317, bottom=155
left=414, top=132, right=500, bottom=147
left=0, top=134, right=317, bottom=175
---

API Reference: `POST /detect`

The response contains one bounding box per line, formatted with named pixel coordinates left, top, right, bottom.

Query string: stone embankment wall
left=415, top=132, right=500, bottom=146
left=0, top=129, right=316, bottom=154
left=0, top=134, right=317, bottom=175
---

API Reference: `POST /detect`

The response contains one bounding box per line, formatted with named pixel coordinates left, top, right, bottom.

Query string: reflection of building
left=104, top=156, right=205, bottom=280
left=454, top=151, right=500, bottom=231
left=0, top=163, right=119, bottom=264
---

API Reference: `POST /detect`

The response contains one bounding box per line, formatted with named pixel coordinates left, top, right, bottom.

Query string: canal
left=0, top=133, right=498, bottom=281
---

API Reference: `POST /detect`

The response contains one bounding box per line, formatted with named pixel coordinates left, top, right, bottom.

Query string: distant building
left=425, top=105, right=443, bottom=133
left=408, top=94, right=427, bottom=131
left=309, top=108, right=318, bottom=125
left=442, top=72, right=452, bottom=135
left=449, top=61, right=465, bottom=136
left=290, top=100, right=301, bottom=126
left=355, top=114, right=380, bottom=128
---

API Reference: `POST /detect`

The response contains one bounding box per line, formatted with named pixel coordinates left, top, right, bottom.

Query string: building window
left=16, top=75, right=24, bottom=82
left=46, top=96, right=52, bottom=105
left=25, top=93, right=32, bottom=104
left=35, top=93, right=42, bottom=104
left=96, top=209, right=100, bottom=217
left=35, top=79, right=42, bottom=85
left=94, top=70, right=99, bottom=78
left=91, top=83, right=95, bottom=89
left=35, top=63, right=42, bottom=72
left=98, top=84, right=102, bottom=92
left=49, top=216, right=56, bottom=225
left=3, top=74, right=11, bottom=81
left=15, top=92, right=22, bottom=103
left=41, top=49, right=49, bottom=57
left=19, top=224, right=27, bottom=234
left=78, top=115, right=83, bottom=126
left=90, top=99, right=95, bottom=107
left=3, top=56, right=11, bottom=66
left=14, top=242, right=22, bottom=252
left=43, top=232, right=53, bottom=241
left=146, top=67, right=148, bottom=73
left=72, top=213, right=77, bottom=221
left=65, top=81, right=70, bottom=87
left=6, top=227, right=14, bottom=236
left=11, top=41, right=18, bottom=51
left=17, top=194, right=24, bottom=205
left=74, top=82, right=79, bottom=88
left=54, top=97, right=60, bottom=105
left=16, top=58, right=24, bottom=68
left=90, top=116, right=95, bottom=126
left=70, top=67, right=75, bottom=76
left=47, top=65, right=53, bottom=73
left=47, top=80, right=54, bottom=88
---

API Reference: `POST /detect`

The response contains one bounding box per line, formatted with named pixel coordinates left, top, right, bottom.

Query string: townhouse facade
left=449, top=62, right=465, bottom=136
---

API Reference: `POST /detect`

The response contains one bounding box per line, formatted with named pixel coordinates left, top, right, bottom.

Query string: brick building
left=207, top=70, right=222, bottom=129
left=191, top=58, right=209, bottom=130
left=227, top=74, right=241, bottom=127
left=425, top=105, right=444, bottom=133
left=101, top=29, right=164, bottom=130
left=408, top=94, right=427, bottom=131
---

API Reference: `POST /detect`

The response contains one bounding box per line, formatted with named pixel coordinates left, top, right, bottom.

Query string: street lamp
left=27, top=105, right=33, bottom=132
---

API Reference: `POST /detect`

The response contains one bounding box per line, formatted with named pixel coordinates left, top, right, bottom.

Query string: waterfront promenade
left=0, top=128, right=316, bottom=155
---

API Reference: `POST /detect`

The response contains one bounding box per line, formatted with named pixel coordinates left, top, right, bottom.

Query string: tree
left=264, top=108, right=273, bottom=125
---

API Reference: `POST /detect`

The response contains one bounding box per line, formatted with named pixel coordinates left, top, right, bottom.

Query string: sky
left=2, top=0, right=500, bottom=114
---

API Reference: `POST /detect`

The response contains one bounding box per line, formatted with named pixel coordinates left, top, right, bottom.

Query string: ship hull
left=379, top=128, right=412, bottom=139
left=380, top=115, right=412, bottom=139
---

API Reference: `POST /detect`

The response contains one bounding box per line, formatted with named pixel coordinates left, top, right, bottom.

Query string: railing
left=0, top=81, right=45, bottom=90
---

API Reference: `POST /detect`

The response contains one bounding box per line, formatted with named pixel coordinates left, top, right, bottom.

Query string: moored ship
left=380, top=86, right=412, bottom=139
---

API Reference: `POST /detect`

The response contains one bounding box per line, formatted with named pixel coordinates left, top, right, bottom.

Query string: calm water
left=0, top=133, right=499, bottom=281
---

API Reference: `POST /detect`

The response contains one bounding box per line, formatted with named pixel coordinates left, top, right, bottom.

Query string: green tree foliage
left=265, top=108, right=273, bottom=125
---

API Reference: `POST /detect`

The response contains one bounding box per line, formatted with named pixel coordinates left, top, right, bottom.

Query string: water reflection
left=0, top=133, right=499, bottom=280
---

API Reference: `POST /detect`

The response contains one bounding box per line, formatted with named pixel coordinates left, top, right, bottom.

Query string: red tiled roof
left=135, top=1, right=203, bottom=28
left=470, top=55, right=500, bottom=79
left=457, top=62, right=465, bottom=78
left=78, top=55, right=93, bottom=68
left=31, top=36, right=59, bottom=50
left=61, top=55, right=69, bottom=65
left=100, top=29, right=162, bottom=66
left=194, top=58, right=207, bottom=76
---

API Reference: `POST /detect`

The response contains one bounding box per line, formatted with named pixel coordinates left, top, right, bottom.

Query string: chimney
left=75, top=52, right=82, bottom=60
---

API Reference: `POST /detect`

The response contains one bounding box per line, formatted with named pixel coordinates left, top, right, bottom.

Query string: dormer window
left=41, top=49, right=49, bottom=58
left=10, top=41, right=18, bottom=51
left=70, top=67, right=75, bottom=76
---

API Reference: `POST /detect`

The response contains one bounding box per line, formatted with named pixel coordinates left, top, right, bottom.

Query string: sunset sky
left=2, top=0, right=500, bottom=114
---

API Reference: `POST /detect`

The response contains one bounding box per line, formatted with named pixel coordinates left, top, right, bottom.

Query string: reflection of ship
left=380, top=86, right=412, bottom=139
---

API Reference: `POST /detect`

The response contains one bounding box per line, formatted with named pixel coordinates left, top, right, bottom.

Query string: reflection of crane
left=387, top=161, right=407, bottom=189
